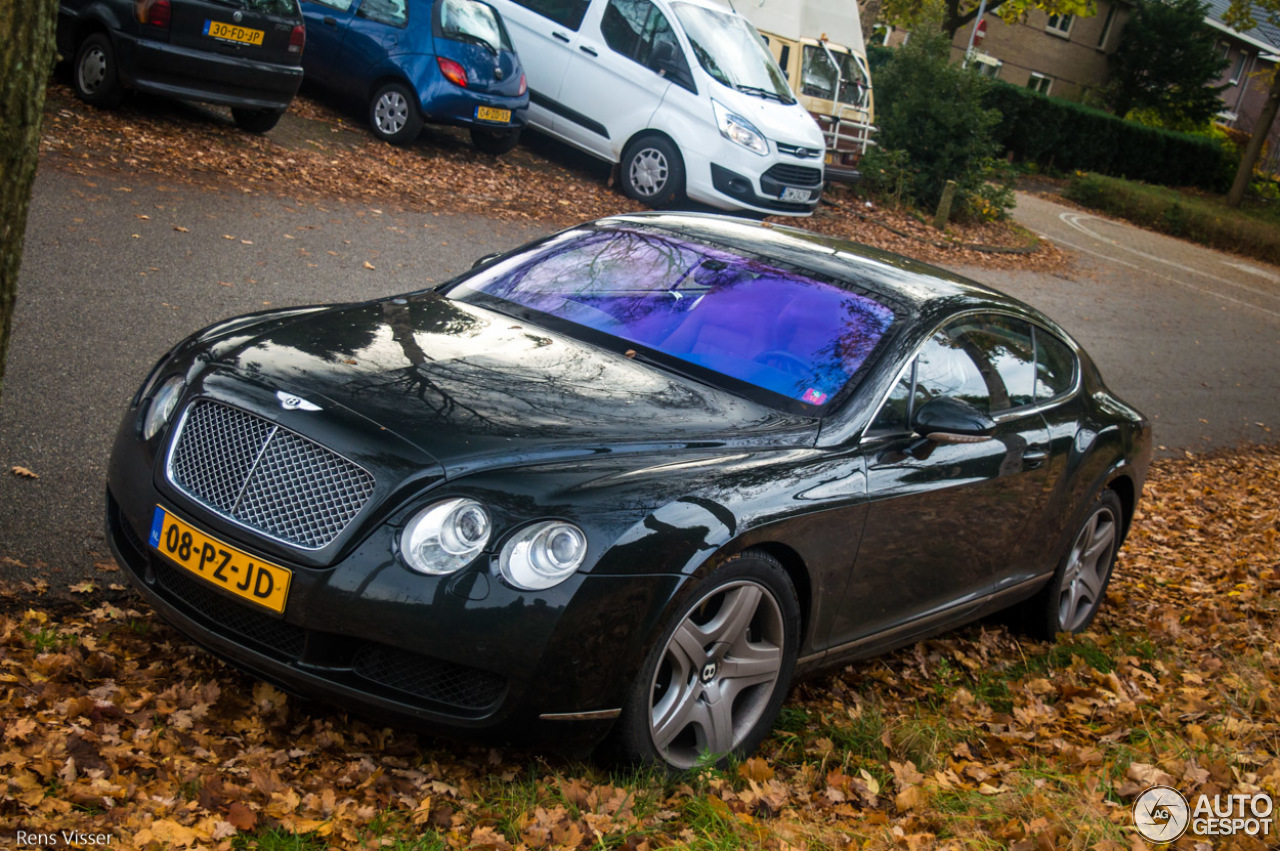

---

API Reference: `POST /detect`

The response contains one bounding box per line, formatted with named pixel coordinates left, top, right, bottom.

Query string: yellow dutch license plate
left=824, top=152, right=834, bottom=165
left=204, top=20, right=264, bottom=46
left=149, top=506, right=291, bottom=614
left=475, top=106, right=511, bottom=123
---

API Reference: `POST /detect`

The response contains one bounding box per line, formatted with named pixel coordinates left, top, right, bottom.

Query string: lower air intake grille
left=764, top=163, right=823, bottom=186
left=353, top=644, right=507, bottom=711
left=153, top=559, right=306, bottom=660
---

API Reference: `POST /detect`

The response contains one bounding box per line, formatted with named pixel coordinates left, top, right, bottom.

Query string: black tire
left=368, top=82, right=422, bottom=145
left=232, top=108, right=284, bottom=134
left=610, top=550, right=800, bottom=771
left=1020, top=489, right=1123, bottom=639
left=74, top=33, right=124, bottom=109
left=470, top=125, right=521, bottom=156
left=620, top=135, right=685, bottom=208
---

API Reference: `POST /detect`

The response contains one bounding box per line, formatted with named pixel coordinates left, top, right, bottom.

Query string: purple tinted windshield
left=452, top=228, right=895, bottom=407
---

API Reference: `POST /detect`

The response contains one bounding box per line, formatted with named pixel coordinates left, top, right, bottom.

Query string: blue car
left=300, top=0, right=528, bottom=152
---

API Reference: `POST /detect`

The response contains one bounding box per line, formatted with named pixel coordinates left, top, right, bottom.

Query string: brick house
left=1201, top=0, right=1280, bottom=171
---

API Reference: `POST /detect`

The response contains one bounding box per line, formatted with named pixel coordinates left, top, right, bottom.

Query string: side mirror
left=912, top=396, right=996, bottom=444
left=649, top=41, right=695, bottom=91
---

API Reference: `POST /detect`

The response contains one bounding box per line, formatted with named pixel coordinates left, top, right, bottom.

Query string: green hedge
left=982, top=83, right=1237, bottom=192
left=865, top=48, right=1237, bottom=192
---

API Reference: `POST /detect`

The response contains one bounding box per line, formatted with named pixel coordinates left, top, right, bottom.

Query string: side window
left=950, top=315, right=1036, bottom=409
left=602, top=0, right=677, bottom=69
left=358, top=0, right=407, bottom=27
left=512, top=0, right=590, bottom=30
left=1034, top=327, right=1077, bottom=399
left=914, top=328, right=996, bottom=413
left=868, top=366, right=913, bottom=434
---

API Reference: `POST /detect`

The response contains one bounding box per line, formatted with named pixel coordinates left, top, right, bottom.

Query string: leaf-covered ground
left=37, top=80, right=1068, bottom=274
left=2, top=444, right=1277, bottom=850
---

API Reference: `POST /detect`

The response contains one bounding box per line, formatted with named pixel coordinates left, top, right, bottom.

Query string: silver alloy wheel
left=78, top=45, right=108, bottom=95
left=648, top=579, right=785, bottom=769
left=1058, top=505, right=1118, bottom=631
left=374, top=90, right=410, bottom=136
left=629, top=148, right=669, bottom=198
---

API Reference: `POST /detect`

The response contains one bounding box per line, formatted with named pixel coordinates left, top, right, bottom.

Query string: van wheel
left=470, top=126, right=521, bottom=155
left=621, top=136, right=685, bottom=208
left=232, top=108, right=284, bottom=134
left=369, top=82, right=422, bottom=145
left=74, top=33, right=124, bottom=108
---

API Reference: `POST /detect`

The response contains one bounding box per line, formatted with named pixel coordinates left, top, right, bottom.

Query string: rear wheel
left=232, top=108, right=284, bottom=134
left=1020, top=489, right=1123, bottom=639
left=470, top=126, right=521, bottom=155
left=369, top=82, right=422, bottom=145
left=74, top=33, right=123, bottom=108
left=610, top=551, right=799, bottom=770
left=621, top=135, right=685, bottom=208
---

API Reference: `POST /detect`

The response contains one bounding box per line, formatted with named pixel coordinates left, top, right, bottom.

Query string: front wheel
left=1021, top=489, right=1123, bottom=639
left=368, top=82, right=422, bottom=145
left=620, top=135, right=685, bottom=208
left=470, top=126, right=521, bottom=155
left=74, top=33, right=124, bottom=108
left=232, top=108, right=284, bottom=134
left=610, top=551, right=799, bottom=770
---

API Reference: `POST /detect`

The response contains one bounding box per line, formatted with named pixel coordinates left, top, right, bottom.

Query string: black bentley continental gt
left=106, top=213, right=1151, bottom=769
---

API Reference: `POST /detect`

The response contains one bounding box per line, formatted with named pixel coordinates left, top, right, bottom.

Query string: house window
left=1046, top=13, right=1072, bottom=36
left=1097, top=5, right=1117, bottom=48
left=1229, top=50, right=1249, bottom=84
left=971, top=52, right=1002, bottom=79
left=1027, top=72, right=1052, bottom=94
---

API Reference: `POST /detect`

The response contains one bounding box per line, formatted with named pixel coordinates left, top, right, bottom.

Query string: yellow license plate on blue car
left=475, top=106, right=511, bottom=123
left=150, top=506, right=291, bottom=614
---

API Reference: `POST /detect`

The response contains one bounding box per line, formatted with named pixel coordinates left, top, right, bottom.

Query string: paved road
left=1, top=176, right=1277, bottom=590
left=952, top=192, right=1280, bottom=453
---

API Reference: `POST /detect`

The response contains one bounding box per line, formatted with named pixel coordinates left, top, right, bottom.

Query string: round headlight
left=142, top=376, right=186, bottom=441
left=499, top=521, right=587, bottom=591
left=400, top=498, right=490, bottom=575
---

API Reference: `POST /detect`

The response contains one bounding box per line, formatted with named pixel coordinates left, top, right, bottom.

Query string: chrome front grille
left=168, top=400, right=375, bottom=549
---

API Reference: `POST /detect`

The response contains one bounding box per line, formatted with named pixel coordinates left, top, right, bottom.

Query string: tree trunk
left=1227, top=69, right=1280, bottom=208
left=0, top=0, right=58, bottom=403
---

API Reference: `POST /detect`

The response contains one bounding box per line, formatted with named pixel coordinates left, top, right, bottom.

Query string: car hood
left=726, top=91, right=826, bottom=150
left=203, top=293, right=818, bottom=478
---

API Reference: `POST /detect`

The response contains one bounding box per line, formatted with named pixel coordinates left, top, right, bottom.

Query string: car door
left=827, top=314, right=1052, bottom=648
left=555, top=0, right=675, bottom=159
left=331, top=0, right=412, bottom=97
left=300, top=0, right=361, bottom=87
left=487, top=0, right=592, bottom=133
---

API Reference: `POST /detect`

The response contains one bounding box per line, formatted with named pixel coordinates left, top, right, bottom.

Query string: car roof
left=598, top=212, right=1031, bottom=321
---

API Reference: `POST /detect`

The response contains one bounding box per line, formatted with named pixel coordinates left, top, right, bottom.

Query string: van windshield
left=671, top=3, right=794, bottom=104
left=801, top=45, right=870, bottom=107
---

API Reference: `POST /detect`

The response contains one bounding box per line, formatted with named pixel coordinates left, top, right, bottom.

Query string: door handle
left=552, top=30, right=570, bottom=42
left=323, top=15, right=336, bottom=25
left=579, top=44, right=598, bottom=56
left=1022, top=449, right=1048, bottom=470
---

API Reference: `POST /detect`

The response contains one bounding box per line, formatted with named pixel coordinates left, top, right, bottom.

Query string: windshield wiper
left=735, top=84, right=794, bottom=105
left=446, top=31, right=499, bottom=55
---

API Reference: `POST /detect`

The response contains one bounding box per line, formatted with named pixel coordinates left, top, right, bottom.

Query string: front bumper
left=708, top=162, right=824, bottom=216
left=115, top=32, right=303, bottom=111
left=104, top=399, right=681, bottom=751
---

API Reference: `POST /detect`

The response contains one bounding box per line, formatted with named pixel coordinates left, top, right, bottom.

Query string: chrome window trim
left=859, top=308, right=1083, bottom=443
left=164, top=399, right=376, bottom=553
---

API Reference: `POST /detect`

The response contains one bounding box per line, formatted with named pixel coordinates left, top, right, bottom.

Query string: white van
left=486, top=0, right=828, bottom=216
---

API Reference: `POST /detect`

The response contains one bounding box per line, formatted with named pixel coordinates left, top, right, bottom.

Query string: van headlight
left=499, top=521, right=588, bottom=590
left=141, top=376, right=186, bottom=440
left=401, top=498, right=491, bottom=575
left=713, top=100, right=769, bottom=156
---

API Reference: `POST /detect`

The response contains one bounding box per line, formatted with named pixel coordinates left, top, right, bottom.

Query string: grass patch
left=1064, top=172, right=1280, bottom=264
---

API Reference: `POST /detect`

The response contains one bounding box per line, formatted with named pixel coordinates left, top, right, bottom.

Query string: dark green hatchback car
left=57, top=0, right=307, bottom=132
